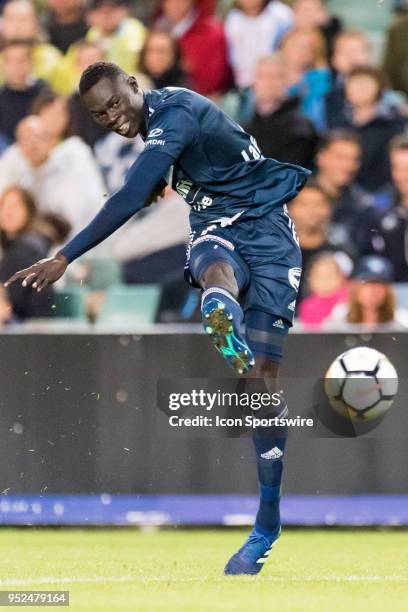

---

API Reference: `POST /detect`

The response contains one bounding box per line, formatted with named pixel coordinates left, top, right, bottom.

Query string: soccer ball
left=324, top=347, right=398, bottom=421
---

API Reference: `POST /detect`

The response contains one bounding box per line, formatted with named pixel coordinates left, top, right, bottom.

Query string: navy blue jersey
left=60, top=87, right=310, bottom=263
left=143, top=87, right=310, bottom=225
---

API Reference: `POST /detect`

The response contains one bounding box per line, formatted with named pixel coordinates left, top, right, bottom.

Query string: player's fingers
left=22, top=272, right=39, bottom=287
left=4, top=269, right=29, bottom=287
left=36, top=277, right=50, bottom=292
left=32, top=270, right=48, bottom=290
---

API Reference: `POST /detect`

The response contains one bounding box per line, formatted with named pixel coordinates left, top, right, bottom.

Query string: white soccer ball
left=324, top=347, right=398, bottom=421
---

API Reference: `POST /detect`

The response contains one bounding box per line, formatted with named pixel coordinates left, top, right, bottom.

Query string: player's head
left=79, top=61, right=144, bottom=138
left=316, top=130, right=361, bottom=188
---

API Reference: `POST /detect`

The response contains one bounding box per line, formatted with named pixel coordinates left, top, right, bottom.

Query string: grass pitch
left=1, top=528, right=408, bottom=611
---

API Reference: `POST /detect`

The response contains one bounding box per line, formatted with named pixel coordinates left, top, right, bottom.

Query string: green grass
left=1, top=529, right=408, bottom=611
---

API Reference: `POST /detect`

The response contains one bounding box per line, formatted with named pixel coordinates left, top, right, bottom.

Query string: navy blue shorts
left=185, top=205, right=302, bottom=326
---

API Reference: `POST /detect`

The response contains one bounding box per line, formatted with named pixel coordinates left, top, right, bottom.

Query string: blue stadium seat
left=97, top=285, right=161, bottom=325
left=52, top=287, right=88, bottom=320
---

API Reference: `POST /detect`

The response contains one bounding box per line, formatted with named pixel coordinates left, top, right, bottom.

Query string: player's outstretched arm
left=4, top=150, right=173, bottom=292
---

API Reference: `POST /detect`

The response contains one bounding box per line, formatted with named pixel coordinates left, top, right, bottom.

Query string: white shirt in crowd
left=225, top=0, right=293, bottom=89
left=0, top=136, right=106, bottom=238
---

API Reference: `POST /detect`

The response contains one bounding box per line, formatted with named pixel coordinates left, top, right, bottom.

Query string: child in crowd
left=299, top=252, right=348, bottom=327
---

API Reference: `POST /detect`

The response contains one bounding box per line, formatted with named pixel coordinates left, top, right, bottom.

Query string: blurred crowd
left=0, top=0, right=408, bottom=330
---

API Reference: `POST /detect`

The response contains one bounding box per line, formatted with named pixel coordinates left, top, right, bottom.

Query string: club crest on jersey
left=148, top=128, right=163, bottom=138
left=288, top=267, right=302, bottom=292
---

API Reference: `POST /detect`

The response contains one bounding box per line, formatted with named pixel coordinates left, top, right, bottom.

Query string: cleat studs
left=227, top=314, right=233, bottom=320
left=205, top=313, right=210, bottom=319
left=205, top=326, right=213, bottom=334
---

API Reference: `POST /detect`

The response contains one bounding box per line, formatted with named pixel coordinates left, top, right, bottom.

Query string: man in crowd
left=85, top=0, right=146, bottom=75
left=313, top=129, right=374, bottom=253
left=0, top=116, right=105, bottom=238
left=0, top=0, right=62, bottom=86
left=155, top=0, right=231, bottom=96
left=244, top=55, right=318, bottom=169
left=288, top=181, right=352, bottom=301
left=42, top=0, right=88, bottom=54
left=0, top=40, right=48, bottom=147
left=325, top=29, right=372, bottom=128
left=366, top=135, right=408, bottom=281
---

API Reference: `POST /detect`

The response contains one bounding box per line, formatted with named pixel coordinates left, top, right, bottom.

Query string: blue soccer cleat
left=202, top=297, right=254, bottom=375
left=224, top=528, right=279, bottom=575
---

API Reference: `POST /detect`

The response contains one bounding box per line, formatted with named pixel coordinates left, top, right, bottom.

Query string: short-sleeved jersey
left=143, top=87, right=310, bottom=226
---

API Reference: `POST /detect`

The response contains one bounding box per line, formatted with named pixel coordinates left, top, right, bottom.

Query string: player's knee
left=200, top=261, right=238, bottom=296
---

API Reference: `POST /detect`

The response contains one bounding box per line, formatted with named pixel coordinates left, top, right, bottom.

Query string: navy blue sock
left=252, top=400, right=288, bottom=539
left=201, top=287, right=243, bottom=330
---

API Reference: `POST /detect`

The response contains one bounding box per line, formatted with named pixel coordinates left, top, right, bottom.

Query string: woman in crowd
left=0, top=186, right=67, bottom=320
left=139, top=30, right=188, bottom=89
left=328, top=255, right=408, bottom=328
left=281, top=26, right=332, bottom=130
left=225, top=0, right=293, bottom=89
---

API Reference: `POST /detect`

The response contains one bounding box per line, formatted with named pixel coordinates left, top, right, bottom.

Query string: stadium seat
left=97, top=285, right=161, bottom=325
left=52, top=287, right=88, bottom=320
left=394, top=283, right=408, bottom=309
left=83, top=257, right=123, bottom=291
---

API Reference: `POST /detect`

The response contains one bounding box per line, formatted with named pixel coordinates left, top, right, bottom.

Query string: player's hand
left=4, top=254, right=68, bottom=292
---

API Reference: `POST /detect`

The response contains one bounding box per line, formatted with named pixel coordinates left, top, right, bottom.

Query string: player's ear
left=128, top=76, right=139, bottom=93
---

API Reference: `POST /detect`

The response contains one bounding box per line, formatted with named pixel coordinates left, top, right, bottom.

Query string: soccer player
left=5, top=62, right=309, bottom=574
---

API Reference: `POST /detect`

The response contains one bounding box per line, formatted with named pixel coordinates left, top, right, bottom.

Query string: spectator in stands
left=0, top=186, right=55, bottom=319
left=155, top=0, right=231, bottom=96
left=383, top=7, right=408, bottom=96
left=243, top=55, right=318, bottom=168
left=0, top=116, right=105, bottom=238
left=65, top=41, right=109, bottom=147
left=292, top=0, right=342, bottom=59
left=341, top=66, right=407, bottom=193
left=139, top=30, right=188, bottom=89
left=314, top=130, right=375, bottom=253
left=325, top=30, right=372, bottom=128
left=224, top=0, right=293, bottom=89
left=328, top=255, right=408, bottom=327
left=0, top=40, right=48, bottom=148
left=0, top=286, right=13, bottom=325
left=288, top=181, right=352, bottom=301
left=31, top=91, right=71, bottom=146
left=298, top=252, right=348, bottom=327
left=42, top=0, right=88, bottom=53
left=366, top=135, right=408, bottom=281
left=111, top=187, right=190, bottom=284
left=85, top=0, right=146, bottom=75
left=0, top=0, right=62, bottom=87
left=280, top=26, right=332, bottom=130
